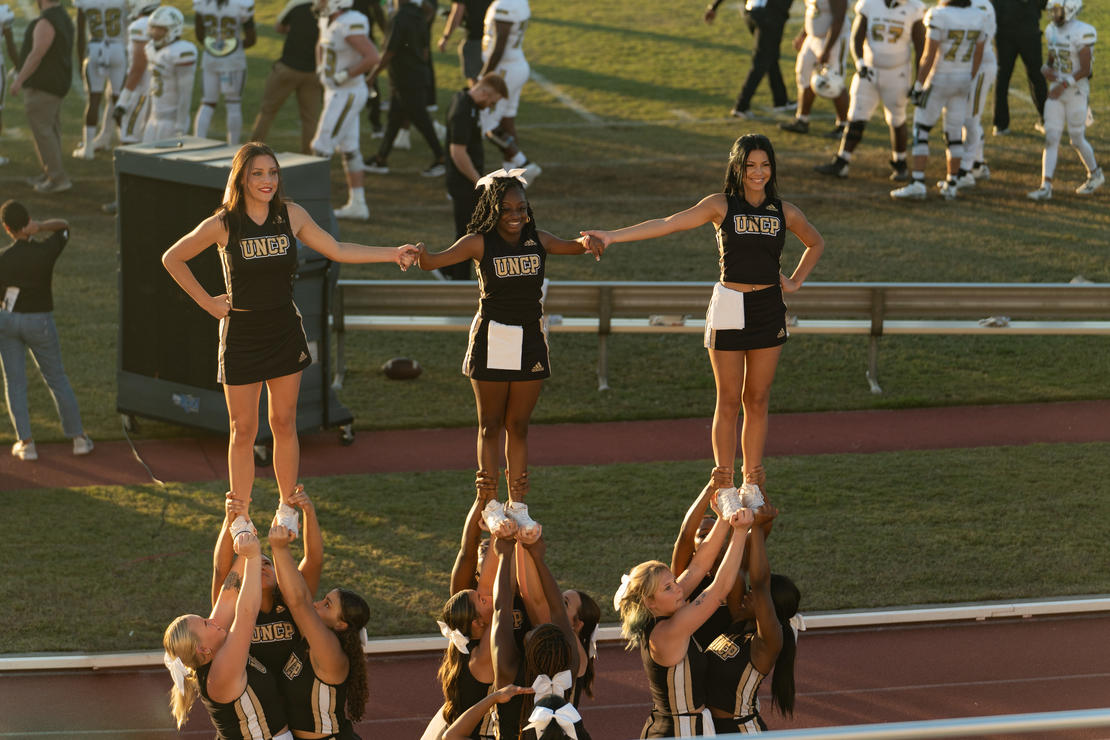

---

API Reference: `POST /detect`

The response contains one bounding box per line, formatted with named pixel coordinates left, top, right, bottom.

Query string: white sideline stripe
left=746, top=708, right=1110, bottom=739
left=529, top=69, right=600, bottom=122
left=670, top=109, right=696, bottom=121
left=2, top=596, right=1107, bottom=672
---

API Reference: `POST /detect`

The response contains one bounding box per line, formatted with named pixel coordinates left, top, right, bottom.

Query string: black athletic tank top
left=716, top=195, right=786, bottom=286
left=705, top=627, right=767, bottom=722
left=278, top=637, right=354, bottom=737
left=640, top=616, right=709, bottom=718
left=454, top=638, right=495, bottom=739
left=688, top=575, right=733, bottom=649
left=196, top=654, right=288, bottom=739
left=250, top=593, right=301, bottom=676
left=219, top=205, right=298, bottom=311
left=475, top=228, right=546, bottom=325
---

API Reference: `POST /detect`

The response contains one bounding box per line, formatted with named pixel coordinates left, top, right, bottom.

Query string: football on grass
left=382, top=357, right=422, bottom=380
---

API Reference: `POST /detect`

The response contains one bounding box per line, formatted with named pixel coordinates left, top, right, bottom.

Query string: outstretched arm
left=747, top=508, right=783, bottom=674
left=490, top=536, right=520, bottom=688
left=289, top=486, right=322, bottom=596
left=288, top=203, right=419, bottom=267
left=676, top=511, right=729, bottom=597
left=212, top=494, right=248, bottom=606
left=417, top=233, right=484, bottom=271
left=521, top=535, right=580, bottom=677
left=444, top=685, right=535, bottom=740
left=451, top=494, right=486, bottom=595
left=206, top=531, right=262, bottom=704
left=671, top=481, right=717, bottom=577
left=581, top=193, right=727, bottom=250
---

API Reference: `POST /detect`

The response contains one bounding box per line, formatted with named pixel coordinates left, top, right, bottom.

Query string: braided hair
left=466, top=176, right=540, bottom=246
left=336, top=589, right=371, bottom=721
left=518, top=623, right=574, bottom=734
left=722, top=133, right=779, bottom=201
left=769, top=574, right=801, bottom=716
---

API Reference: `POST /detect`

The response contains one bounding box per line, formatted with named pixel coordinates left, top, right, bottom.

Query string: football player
left=780, top=0, right=852, bottom=136
left=112, top=0, right=159, bottom=145
left=478, top=0, right=540, bottom=184
left=192, top=0, right=255, bottom=145
left=143, top=6, right=197, bottom=142
left=310, top=0, right=377, bottom=220
left=956, top=0, right=995, bottom=185
left=815, top=0, right=925, bottom=180
left=890, top=0, right=987, bottom=200
left=73, top=0, right=129, bottom=158
left=1028, top=0, right=1101, bottom=200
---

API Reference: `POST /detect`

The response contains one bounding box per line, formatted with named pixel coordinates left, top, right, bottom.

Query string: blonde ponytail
left=163, top=615, right=203, bottom=729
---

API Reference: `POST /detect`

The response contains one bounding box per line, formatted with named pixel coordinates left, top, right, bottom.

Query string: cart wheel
left=254, top=444, right=271, bottom=466
left=121, top=414, right=139, bottom=433
left=339, top=424, right=355, bottom=446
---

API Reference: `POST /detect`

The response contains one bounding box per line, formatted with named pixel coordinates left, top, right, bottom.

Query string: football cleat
left=970, top=163, right=990, bottom=180
left=938, top=179, right=959, bottom=200
left=814, top=156, right=850, bottom=178
left=1076, top=168, right=1104, bottom=195
left=422, top=160, right=446, bottom=177
left=72, top=145, right=95, bottom=160
left=779, top=118, right=810, bottom=134
left=334, top=201, right=369, bottom=220
left=890, top=181, right=927, bottom=200
left=992, top=126, right=1009, bottom=136
left=955, top=172, right=976, bottom=189
left=72, top=435, right=94, bottom=456
left=729, top=107, right=752, bottom=119
left=1027, top=183, right=1053, bottom=201
left=393, top=128, right=411, bottom=150
left=363, top=155, right=389, bottom=174
left=11, top=440, right=38, bottom=461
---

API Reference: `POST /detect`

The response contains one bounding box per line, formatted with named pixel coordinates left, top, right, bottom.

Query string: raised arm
left=675, top=510, right=729, bottom=597
left=206, top=531, right=262, bottom=703
left=211, top=494, right=248, bottom=606
left=417, top=233, right=484, bottom=271
left=580, top=193, right=727, bottom=251
left=288, top=203, right=418, bottom=267
left=451, top=494, right=486, bottom=595
left=521, top=535, right=580, bottom=677
left=514, top=541, right=551, bottom=626
left=269, top=523, right=349, bottom=683
left=779, top=201, right=824, bottom=293
left=746, top=508, right=783, bottom=673
left=289, top=486, right=322, bottom=595
left=671, top=481, right=717, bottom=577
left=490, top=535, right=521, bottom=688
left=162, top=215, right=233, bottom=319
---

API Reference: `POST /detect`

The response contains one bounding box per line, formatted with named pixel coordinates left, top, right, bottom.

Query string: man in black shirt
left=364, top=0, right=446, bottom=175
left=991, top=0, right=1047, bottom=134
left=706, top=0, right=794, bottom=117
left=249, top=0, right=323, bottom=154
left=11, top=0, right=74, bottom=193
left=0, top=200, right=92, bottom=462
left=439, top=73, right=506, bottom=280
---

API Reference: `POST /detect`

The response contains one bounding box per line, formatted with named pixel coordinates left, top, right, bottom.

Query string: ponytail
left=163, top=615, right=203, bottom=729
left=337, top=589, right=371, bottom=721
left=768, top=574, right=801, bottom=716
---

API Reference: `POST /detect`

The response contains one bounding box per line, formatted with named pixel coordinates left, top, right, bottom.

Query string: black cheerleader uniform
left=450, top=638, right=497, bottom=740
left=250, top=593, right=302, bottom=676
left=704, top=195, right=789, bottom=352
left=196, top=654, right=289, bottom=739
left=462, top=228, right=551, bottom=382
left=639, top=617, right=711, bottom=738
left=278, top=637, right=358, bottom=739
left=689, top=575, right=732, bottom=650
left=705, top=627, right=768, bottom=734
left=217, top=205, right=312, bottom=385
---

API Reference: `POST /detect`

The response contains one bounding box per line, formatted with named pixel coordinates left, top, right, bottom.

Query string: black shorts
left=640, top=709, right=710, bottom=738
left=219, top=302, right=312, bottom=385
left=711, top=713, right=767, bottom=734
left=463, top=314, right=551, bottom=382
left=703, top=284, right=789, bottom=351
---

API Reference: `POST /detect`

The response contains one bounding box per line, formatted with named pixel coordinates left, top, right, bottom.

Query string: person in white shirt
left=309, top=0, right=378, bottom=221
left=112, top=0, right=159, bottom=145
left=956, top=0, right=996, bottom=185
left=1027, top=0, right=1101, bottom=200
left=192, top=0, right=255, bottom=144
left=143, top=6, right=197, bottom=142
left=73, top=0, right=129, bottom=158
left=780, top=0, right=851, bottom=137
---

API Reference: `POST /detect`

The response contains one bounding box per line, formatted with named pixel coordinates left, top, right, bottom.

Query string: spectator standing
left=707, top=0, right=795, bottom=118
left=249, top=0, right=323, bottom=154
left=440, top=72, right=506, bottom=280
left=438, top=0, right=490, bottom=84
left=11, top=0, right=75, bottom=194
left=0, top=200, right=93, bottom=462
left=990, top=0, right=1047, bottom=134
left=364, top=0, right=446, bottom=176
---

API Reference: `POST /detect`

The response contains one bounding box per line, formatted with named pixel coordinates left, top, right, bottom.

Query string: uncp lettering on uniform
left=732, top=215, right=782, bottom=236
left=492, top=253, right=541, bottom=278
left=240, top=234, right=292, bottom=259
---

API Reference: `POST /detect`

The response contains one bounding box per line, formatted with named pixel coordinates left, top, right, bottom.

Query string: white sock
left=507, top=151, right=527, bottom=168
left=84, top=125, right=96, bottom=148
left=1071, top=135, right=1096, bottom=173
left=349, top=186, right=365, bottom=204
left=225, top=102, right=242, bottom=146
left=1042, top=142, right=1059, bottom=181
left=194, top=105, right=215, bottom=139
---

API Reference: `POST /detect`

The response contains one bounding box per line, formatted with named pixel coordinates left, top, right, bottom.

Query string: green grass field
left=0, top=1, right=1107, bottom=652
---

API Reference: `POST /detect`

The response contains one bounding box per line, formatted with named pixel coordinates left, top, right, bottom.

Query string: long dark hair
left=571, top=590, right=600, bottom=700
left=769, top=574, right=800, bottom=716
left=437, top=590, right=480, bottom=723
left=466, top=176, right=540, bottom=246
left=520, top=623, right=574, bottom=733
left=217, top=142, right=288, bottom=237
left=723, top=133, right=779, bottom=201
left=336, top=589, right=370, bottom=721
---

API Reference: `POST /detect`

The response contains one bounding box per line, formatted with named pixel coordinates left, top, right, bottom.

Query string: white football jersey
left=482, top=0, right=529, bottom=62
left=925, top=3, right=988, bottom=75
left=76, top=0, right=129, bottom=44
left=147, top=38, right=197, bottom=115
left=1046, top=18, right=1096, bottom=77
left=804, top=0, right=849, bottom=39
left=193, top=0, right=254, bottom=56
left=856, top=0, right=926, bottom=69
left=128, top=13, right=150, bottom=44
left=317, top=9, right=370, bottom=90
left=970, top=0, right=997, bottom=64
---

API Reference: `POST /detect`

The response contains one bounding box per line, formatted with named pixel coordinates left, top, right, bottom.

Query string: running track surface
left=2, top=614, right=1109, bottom=739
left=3, top=401, right=1109, bottom=738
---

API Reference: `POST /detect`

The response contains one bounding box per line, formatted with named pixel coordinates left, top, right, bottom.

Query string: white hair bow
left=437, top=620, right=470, bottom=654
left=524, top=702, right=581, bottom=740
left=789, top=613, right=807, bottom=642
left=613, top=573, right=632, bottom=611
left=474, top=167, right=528, bottom=190
left=163, top=652, right=188, bottom=695
left=359, top=627, right=370, bottom=652
left=587, top=624, right=599, bottom=660
left=531, top=669, right=573, bottom=698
